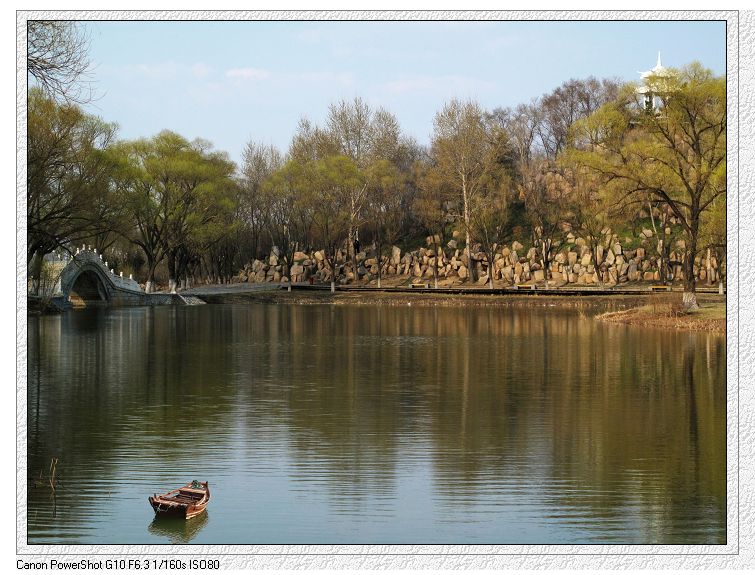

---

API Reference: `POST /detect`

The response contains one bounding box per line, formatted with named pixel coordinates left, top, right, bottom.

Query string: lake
left=26, top=301, right=726, bottom=544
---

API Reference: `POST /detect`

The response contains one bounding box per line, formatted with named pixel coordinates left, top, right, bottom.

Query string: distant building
left=636, top=52, right=673, bottom=112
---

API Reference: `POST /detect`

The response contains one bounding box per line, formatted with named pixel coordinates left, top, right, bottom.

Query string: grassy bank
left=596, top=297, right=726, bottom=333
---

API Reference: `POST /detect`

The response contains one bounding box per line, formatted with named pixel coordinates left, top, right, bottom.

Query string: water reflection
left=148, top=513, right=209, bottom=544
left=27, top=302, right=726, bottom=544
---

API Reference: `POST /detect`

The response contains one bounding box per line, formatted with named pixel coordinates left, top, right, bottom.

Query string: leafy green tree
left=27, top=88, right=120, bottom=292
left=262, top=159, right=318, bottom=275
left=177, top=145, right=239, bottom=287
left=112, top=131, right=237, bottom=292
left=698, top=192, right=726, bottom=290
left=289, top=117, right=339, bottom=164
left=364, top=160, right=405, bottom=287
left=521, top=166, right=571, bottom=284
left=302, top=156, right=362, bottom=292
left=558, top=163, right=610, bottom=286
left=468, top=180, right=515, bottom=288
left=570, top=63, right=725, bottom=309
left=414, top=160, right=453, bottom=289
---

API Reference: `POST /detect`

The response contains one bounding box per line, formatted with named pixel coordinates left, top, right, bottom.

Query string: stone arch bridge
left=52, top=247, right=202, bottom=307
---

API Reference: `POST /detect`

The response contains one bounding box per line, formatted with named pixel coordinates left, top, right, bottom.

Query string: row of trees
left=28, top=88, right=240, bottom=293
left=234, top=66, right=724, bottom=308
left=27, top=39, right=725, bottom=307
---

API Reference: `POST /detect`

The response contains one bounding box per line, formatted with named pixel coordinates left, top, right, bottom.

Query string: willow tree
left=112, top=131, right=237, bottom=292
left=27, top=88, right=120, bottom=291
left=570, top=63, right=725, bottom=310
left=263, top=158, right=318, bottom=274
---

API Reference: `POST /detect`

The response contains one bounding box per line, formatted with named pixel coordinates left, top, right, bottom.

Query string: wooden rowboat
left=148, top=480, right=210, bottom=519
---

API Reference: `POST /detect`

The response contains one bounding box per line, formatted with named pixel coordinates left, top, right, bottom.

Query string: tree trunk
left=488, top=252, right=494, bottom=289
left=28, top=251, right=44, bottom=295
left=706, top=248, right=713, bottom=285
left=683, top=290, right=699, bottom=311
left=682, top=239, right=699, bottom=311
left=145, top=258, right=157, bottom=293
left=376, top=236, right=382, bottom=289
left=461, top=177, right=476, bottom=283
left=540, top=238, right=551, bottom=289
left=166, top=251, right=177, bottom=294
left=433, top=245, right=439, bottom=289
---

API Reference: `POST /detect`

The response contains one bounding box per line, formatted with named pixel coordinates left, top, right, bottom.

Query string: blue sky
left=82, top=19, right=726, bottom=167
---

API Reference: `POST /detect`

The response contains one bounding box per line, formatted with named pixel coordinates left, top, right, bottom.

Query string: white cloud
left=225, top=67, right=271, bottom=80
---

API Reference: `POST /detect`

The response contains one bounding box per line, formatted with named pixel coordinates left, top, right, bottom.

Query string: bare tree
left=27, top=20, right=94, bottom=104
left=239, top=140, right=284, bottom=259
left=430, top=99, right=498, bottom=282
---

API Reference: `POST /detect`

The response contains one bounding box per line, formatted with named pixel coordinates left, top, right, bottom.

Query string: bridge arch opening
left=69, top=270, right=109, bottom=307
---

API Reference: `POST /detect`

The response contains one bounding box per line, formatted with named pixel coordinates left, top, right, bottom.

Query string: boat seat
left=179, top=487, right=205, bottom=495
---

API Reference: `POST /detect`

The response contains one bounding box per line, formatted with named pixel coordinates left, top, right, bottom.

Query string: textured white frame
left=16, top=9, right=748, bottom=569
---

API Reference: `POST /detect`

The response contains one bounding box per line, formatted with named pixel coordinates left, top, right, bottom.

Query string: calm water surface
left=27, top=302, right=726, bottom=544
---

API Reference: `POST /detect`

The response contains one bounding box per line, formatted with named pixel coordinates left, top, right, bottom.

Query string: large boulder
left=391, top=246, right=401, bottom=265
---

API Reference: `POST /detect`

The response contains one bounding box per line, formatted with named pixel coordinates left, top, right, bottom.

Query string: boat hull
left=148, top=498, right=207, bottom=519
left=148, top=481, right=210, bottom=520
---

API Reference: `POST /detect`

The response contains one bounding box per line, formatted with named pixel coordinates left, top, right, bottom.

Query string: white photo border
left=16, top=8, right=747, bottom=570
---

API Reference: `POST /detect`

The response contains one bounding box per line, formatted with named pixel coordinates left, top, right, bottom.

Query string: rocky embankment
left=234, top=228, right=724, bottom=289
